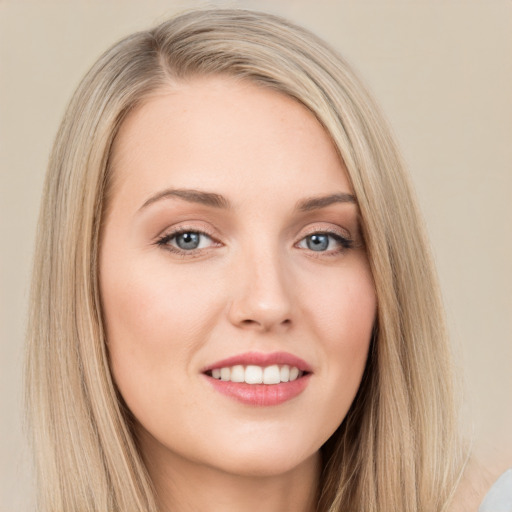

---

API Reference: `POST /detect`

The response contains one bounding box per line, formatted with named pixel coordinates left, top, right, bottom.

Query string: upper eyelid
left=157, top=224, right=218, bottom=240
left=158, top=224, right=351, bottom=241
left=296, top=223, right=353, bottom=241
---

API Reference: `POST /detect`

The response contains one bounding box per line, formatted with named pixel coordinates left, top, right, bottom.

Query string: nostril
left=239, top=317, right=292, bottom=329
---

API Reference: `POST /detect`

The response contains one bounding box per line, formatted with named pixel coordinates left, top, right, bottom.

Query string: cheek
left=99, top=254, right=225, bottom=414
left=303, top=259, right=376, bottom=418
left=304, top=258, right=376, bottom=348
left=102, top=254, right=222, bottom=347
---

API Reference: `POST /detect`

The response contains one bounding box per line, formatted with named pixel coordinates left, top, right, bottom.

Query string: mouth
left=202, top=352, right=312, bottom=406
left=205, top=364, right=307, bottom=384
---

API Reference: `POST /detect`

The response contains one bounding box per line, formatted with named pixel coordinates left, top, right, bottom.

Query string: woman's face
left=100, top=77, right=376, bottom=478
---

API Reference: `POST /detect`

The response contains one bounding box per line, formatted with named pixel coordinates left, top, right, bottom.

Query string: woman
left=25, top=8, right=503, bottom=511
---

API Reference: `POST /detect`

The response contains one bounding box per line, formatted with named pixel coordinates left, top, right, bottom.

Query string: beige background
left=1, top=1, right=511, bottom=509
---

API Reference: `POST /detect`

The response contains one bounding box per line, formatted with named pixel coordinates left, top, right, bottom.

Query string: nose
left=227, top=246, right=294, bottom=332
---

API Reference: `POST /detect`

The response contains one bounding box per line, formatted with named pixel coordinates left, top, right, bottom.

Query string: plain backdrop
left=1, top=1, right=511, bottom=510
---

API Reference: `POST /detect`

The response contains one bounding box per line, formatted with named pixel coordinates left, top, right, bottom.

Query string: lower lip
left=204, top=374, right=311, bottom=406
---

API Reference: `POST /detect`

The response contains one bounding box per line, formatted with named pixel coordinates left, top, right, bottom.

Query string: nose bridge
left=228, top=233, right=294, bottom=331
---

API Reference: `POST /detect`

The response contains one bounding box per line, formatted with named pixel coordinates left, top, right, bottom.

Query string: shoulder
left=449, top=454, right=512, bottom=512
left=479, top=469, right=512, bottom=512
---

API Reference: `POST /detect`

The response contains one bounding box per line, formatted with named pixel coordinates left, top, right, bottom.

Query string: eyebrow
left=139, top=188, right=231, bottom=211
left=295, top=192, right=356, bottom=211
left=138, top=188, right=356, bottom=212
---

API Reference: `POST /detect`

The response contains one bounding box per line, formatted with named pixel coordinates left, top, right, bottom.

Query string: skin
left=449, top=455, right=512, bottom=512
left=100, top=76, right=377, bottom=512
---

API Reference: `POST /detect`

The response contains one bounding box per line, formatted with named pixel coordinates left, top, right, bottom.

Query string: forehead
left=109, top=76, right=352, bottom=208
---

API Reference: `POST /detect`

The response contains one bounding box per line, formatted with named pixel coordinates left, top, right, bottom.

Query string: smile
left=207, top=364, right=304, bottom=384
left=202, top=352, right=312, bottom=406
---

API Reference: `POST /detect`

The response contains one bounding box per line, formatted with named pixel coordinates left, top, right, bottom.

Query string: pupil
left=307, top=234, right=329, bottom=251
left=177, top=232, right=200, bottom=250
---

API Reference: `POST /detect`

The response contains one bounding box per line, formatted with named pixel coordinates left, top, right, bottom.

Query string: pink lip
left=201, top=351, right=313, bottom=406
left=202, top=351, right=313, bottom=373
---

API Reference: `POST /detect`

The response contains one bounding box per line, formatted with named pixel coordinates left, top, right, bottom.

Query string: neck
left=140, top=434, right=321, bottom=512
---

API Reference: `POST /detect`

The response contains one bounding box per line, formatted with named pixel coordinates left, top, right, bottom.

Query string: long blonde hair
left=25, top=9, right=464, bottom=511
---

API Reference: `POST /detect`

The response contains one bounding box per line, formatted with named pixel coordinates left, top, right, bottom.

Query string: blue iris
left=306, top=234, right=329, bottom=251
left=175, top=232, right=201, bottom=250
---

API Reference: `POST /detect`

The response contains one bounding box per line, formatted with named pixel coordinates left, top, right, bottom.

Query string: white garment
left=479, top=469, right=512, bottom=512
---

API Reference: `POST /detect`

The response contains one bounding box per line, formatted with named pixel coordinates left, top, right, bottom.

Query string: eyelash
left=155, top=227, right=354, bottom=258
left=297, top=229, right=354, bottom=257
left=155, top=226, right=220, bottom=259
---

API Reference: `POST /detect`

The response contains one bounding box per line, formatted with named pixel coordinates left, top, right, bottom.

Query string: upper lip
left=202, top=351, right=313, bottom=373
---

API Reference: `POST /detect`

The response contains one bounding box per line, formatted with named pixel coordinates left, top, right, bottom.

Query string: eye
left=297, top=232, right=353, bottom=253
left=156, top=229, right=218, bottom=254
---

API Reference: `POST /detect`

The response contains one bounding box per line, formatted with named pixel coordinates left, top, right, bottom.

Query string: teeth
left=289, top=366, right=299, bottom=381
left=209, top=364, right=304, bottom=385
left=263, top=365, right=280, bottom=384
left=230, top=365, right=245, bottom=383
left=245, top=365, right=263, bottom=384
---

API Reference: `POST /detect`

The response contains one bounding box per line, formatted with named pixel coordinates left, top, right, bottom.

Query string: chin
left=196, top=432, right=322, bottom=478
left=208, top=447, right=319, bottom=478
